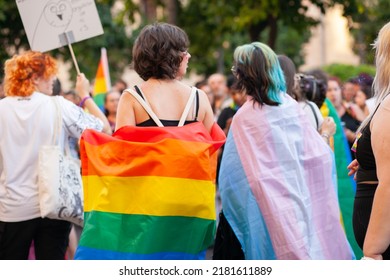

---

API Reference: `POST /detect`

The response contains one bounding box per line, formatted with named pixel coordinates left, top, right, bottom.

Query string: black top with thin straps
left=355, top=107, right=379, bottom=183
left=133, top=85, right=199, bottom=127
left=352, top=104, right=390, bottom=260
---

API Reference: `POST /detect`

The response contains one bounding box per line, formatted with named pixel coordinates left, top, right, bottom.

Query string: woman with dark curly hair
left=116, top=22, right=214, bottom=131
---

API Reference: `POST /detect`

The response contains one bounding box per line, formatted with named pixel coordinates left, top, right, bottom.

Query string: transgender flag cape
left=75, top=122, right=225, bottom=260
left=219, top=94, right=355, bottom=260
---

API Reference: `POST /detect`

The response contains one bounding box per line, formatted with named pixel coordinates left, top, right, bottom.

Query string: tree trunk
left=249, top=24, right=261, bottom=42
left=267, top=15, right=277, bottom=50
left=163, top=0, right=178, bottom=25
left=248, top=17, right=278, bottom=50
left=248, top=20, right=268, bottom=42
left=140, top=0, right=157, bottom=23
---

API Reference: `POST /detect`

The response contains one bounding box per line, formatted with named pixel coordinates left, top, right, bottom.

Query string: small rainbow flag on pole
left=92, top=48, right=111, bottom=110
left=74, top=122, right=225, bottom=260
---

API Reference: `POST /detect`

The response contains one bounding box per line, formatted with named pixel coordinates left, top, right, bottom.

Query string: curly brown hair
left=132, top=22, right=189, bottom=80
left=4, top=51, right=57, bottom=97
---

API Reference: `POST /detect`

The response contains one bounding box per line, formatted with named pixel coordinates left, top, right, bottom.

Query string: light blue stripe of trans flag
left=219, top=132, right=276, bottom=260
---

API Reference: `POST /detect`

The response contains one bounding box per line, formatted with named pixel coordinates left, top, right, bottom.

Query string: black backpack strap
left=306, top=101, right=319, bottom=130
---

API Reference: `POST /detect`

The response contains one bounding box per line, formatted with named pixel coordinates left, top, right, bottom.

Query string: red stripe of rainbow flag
left=75, top=122, right=226, bottom=259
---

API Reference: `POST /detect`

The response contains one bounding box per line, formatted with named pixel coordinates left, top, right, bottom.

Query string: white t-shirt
left=0, top=92, right=103, bottom=222
left=299, top=100, right=324, bottom=131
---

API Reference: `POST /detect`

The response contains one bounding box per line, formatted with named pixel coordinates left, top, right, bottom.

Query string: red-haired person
left=0, top=51, right=111, bottom=260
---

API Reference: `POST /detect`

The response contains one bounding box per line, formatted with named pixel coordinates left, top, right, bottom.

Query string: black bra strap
left=195, top=90, right=199, bottom=121
left=134, top=85, right=145, bottom=100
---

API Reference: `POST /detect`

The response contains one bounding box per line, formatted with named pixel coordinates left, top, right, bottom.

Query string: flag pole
left=64, top=32, right=81, bottom=75
left=100, top=47, right=112, bottom=90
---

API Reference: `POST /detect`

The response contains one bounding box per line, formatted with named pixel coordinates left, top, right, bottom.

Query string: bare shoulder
left=119, top=87, right=143, bottom=105
left=116, top=87, right=139, bottom=128
left=372, top=95, right=390, bottom=136
left=195, top=88, right=210, bottom=103
left=194, top=87, right=214, bottom=132
left=121, top=87, right=136, bottom=98
left=372, top=95, right=390, bottom=183
left=195, top=88, right=212, bottom=109
left=373, top=95, right=390, bottom=122
left=380, top=94, right=390, bottom=112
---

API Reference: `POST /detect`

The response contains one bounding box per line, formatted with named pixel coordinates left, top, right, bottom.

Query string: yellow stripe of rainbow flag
left=83, top=175, right=216, bottom=219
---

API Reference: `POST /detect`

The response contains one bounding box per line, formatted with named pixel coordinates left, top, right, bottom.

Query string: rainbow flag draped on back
left=74, top=122, right=225, bottom=260
left=219, top=94, right=355, bottom=259
left=92, top=48, right=111, bottom=110
left=320, top=98, right=362, bottom=259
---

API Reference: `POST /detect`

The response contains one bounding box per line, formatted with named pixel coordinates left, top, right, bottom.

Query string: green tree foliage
left=178, top=0, right=357, bottom=76
left=323, top=63, right=376, bottom=82
left=342, top=0, right=390, bottom=64
left=0, top=0, right=29, bottom=76
left=2, top=0, right=386, bottom=81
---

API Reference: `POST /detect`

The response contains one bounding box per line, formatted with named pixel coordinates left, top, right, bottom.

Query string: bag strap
left=50, top=97, right=62, bottom=145
left=178, top=87, right=197, bottom=127
left=125, top=88, right=164, bottom=127
left=51, top=97, right=72, bottom=156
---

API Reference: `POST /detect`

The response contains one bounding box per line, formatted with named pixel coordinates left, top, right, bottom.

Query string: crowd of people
left=0, top=20, right=389, bottom=260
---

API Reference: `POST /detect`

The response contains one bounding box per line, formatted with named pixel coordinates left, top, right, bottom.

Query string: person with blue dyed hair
left=232, top=42, right=286, bottom=106
left=213, top=42, right=354, bottom=260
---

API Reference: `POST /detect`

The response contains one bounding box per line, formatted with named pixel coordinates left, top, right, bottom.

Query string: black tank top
left=134, top=85, right=199, bottom=127
left=355, top=107, right=379, bottom=182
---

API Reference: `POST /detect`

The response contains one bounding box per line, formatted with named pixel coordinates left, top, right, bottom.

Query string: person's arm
left=347, top=159, right=359, bottom=179
left=76, top=74, right=112, bottom=135
left=115, top=89, right=136, bottom=131
left=363, top=103, right=390, bottom=259
left=344, top=127, right=357, bottom=143
left=320, top=117, right=336, bottom=145
left=349, top=103, right=367, bottom=122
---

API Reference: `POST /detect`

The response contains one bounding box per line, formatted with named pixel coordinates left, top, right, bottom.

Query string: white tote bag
left=38, top=97, right=84, bottom=227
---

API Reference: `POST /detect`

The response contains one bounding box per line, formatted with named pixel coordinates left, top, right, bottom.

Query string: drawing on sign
left=16, top=0, right=103, bottom=52
left=43, top=1, right=73, bottom=28
left=31, top=0, right=73, bottom=48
